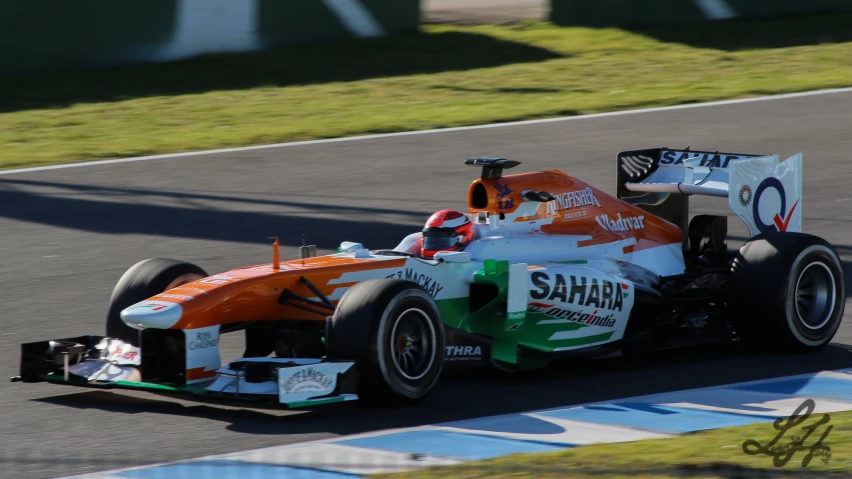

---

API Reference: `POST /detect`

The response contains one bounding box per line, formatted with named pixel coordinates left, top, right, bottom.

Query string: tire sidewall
left=373, top=287, right=444, bottom=400
left=106, top=259, right=207, bottom=345
left=730, top=233, right=846, bottom=352
left=782, top=245, right=844, bottom=348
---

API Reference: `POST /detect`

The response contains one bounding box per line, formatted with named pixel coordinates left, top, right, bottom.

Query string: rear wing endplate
left=617, top=148, right=802, bottom=237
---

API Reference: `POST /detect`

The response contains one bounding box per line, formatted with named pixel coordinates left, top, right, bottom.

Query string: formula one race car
left=14, top=148, right=846, bottom=407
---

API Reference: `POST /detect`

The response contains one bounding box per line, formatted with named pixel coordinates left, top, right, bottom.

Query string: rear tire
left=326, top=279, right=445, bottom=405
left=728, top=232, right=845, bottom=352
left=106, top=258, right=208, bottom=345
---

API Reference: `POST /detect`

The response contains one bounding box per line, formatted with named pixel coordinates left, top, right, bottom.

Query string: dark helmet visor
left=422, top=227, right=461, bottom=251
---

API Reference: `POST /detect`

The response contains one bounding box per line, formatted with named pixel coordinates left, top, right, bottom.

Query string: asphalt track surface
left=3, top=91, right=852, bottom=478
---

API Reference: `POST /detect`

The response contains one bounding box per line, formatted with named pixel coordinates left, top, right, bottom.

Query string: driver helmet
left=421, top=209, right=475, bottom=259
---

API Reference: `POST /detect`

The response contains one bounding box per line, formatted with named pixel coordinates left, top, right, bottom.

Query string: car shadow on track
left=0, top=178, right=424, bottom=249
left=34, top=343, right=852, bottom=436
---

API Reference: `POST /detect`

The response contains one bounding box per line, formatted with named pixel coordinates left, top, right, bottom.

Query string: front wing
left=13, top=335, right=359, bottom=408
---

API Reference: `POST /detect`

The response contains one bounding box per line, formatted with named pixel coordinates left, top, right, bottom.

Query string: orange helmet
left=421, top=210, right=475, bottom=259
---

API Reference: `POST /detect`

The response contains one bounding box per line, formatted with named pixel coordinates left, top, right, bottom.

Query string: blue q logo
left=752, top=177, right=799, bottom=233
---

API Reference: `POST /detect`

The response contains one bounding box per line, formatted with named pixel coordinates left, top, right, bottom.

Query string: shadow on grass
left=629, top=12, right=852, bottom=52
left=429, top=85, right=574, bottom=94
left=0, top=30, right=563, bottom=114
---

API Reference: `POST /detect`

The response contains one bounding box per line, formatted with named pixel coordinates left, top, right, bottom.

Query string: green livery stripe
left=480, top=258, right=510, bottom=276
left=112, top=380, right=209, bottom=395
left=42, top=374, right=71, bottom=383
left=283, top=397, right=347, bottom=408
left=526, top=312, right=590, bottom=330
left=436, top=297, right=470, bottom=330
left=43, top=374, right=350, bottom=408
left=553, top=331, right=614, bottom=347
left=43, top=374, right=208, bottom=395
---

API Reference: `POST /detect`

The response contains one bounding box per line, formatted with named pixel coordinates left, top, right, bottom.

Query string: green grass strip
left=3, top=13, right=852, bottom=169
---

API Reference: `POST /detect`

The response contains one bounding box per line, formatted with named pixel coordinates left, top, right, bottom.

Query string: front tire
left=326, top=279, right=445, bottom=404
left=106, top=258, right=208, bottom=345
left=728, top=232, right=845, bottom=352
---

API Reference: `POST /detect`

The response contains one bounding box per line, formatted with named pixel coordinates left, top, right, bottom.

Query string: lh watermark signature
left=742, top=398, right=832, bottom=467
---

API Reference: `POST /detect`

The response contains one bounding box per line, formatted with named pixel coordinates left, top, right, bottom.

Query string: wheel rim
left=389, top=308, right=437, bottom=381
left=794, top=262, right=836, bottom=330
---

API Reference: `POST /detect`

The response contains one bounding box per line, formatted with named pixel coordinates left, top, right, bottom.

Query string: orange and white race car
left=14, top=150, right=846, bottom=407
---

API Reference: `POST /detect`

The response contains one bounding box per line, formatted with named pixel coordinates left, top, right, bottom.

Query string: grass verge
left=374, top=409, right=852, bottom=478
left=3, top=13, right=852, bottom=169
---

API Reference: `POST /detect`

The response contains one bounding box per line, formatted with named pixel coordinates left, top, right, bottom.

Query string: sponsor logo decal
left=529, top=273, right=625, bottom=311
left=527, top=303, right=618, bottom=328
left=561, top=209, right=589, bottom=221
left=127, top=302, right=171, bottom=312
left=108, top=348, right=140, bottom=362
left=445, top=345, right=482, bottom=361
left=505, top=323, right=521, bottom=331
left=110, top=349, right=139, bottom=362
left=157, top=293, right=194, bottom=301
left=753, top=177, right=799, bottom=233
left=595, top=213, right=645, bottom=232
left=188, top=331, right=218, bottom=350
left=184, top=326, right=221, bottom=382
left=199, top=274, right=237, bottom=285
left=546, top=188, right=601, bottom=216
left=103, top=339, right=142, bottom=365
left=528, top=301, right=555, bottom=310
left=495, top=183, right=515, bottom=210
left=659, top=150, right=749, bottom=168
left=281, top=367, right=332, bottom=394
left=738, top=185, right=753, bottom=207
left=386, top=268, right=444, bottom=298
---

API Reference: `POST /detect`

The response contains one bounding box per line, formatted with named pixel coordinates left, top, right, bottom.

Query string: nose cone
left=120, top=301, right=183, bottom=329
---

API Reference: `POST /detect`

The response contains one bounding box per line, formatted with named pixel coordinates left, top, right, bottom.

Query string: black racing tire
left=728, top=232, right=845, bottom=352
left=106, top=258, right=208, bottom=345
left=326, top=279, right=445, bottom=405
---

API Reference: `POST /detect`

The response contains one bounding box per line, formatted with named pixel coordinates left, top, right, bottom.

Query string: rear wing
left=616, top=147, right=802, bottom=238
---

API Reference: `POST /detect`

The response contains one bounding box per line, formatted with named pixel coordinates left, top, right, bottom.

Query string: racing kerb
left=59, top=368, right=852, bottom=478
left=550, top=0, right=852, bottom=27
